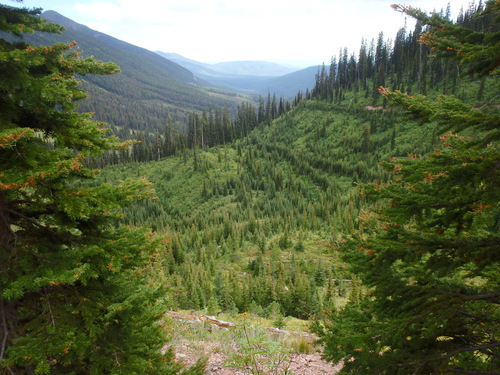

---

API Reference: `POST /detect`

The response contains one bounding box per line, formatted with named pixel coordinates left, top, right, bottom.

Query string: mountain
left=259, top=66, right=320, bottom=97
left=42, top=11, right=198, bottom=85
left=157, top=52, right=296, bottom=77
left=156, top=51, right=318, bottom=98
left=16, top=11, right=250, bottom=139
left=155, top=52, right=223, bottom=78
left=211, top=60, right=296, bottom=76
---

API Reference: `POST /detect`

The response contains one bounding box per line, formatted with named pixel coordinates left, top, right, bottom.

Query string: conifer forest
left=1, top=1, right=499, bottom=374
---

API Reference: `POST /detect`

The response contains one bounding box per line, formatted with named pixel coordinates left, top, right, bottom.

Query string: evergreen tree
left=315, top=2, right=500, bottom=373
left=0, top=3, right=202, bottom=374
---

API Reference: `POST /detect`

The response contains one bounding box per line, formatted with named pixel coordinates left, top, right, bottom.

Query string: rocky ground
left=165, top=312, right=342, bottom=375
left=174, top=341, right=342, bottom=375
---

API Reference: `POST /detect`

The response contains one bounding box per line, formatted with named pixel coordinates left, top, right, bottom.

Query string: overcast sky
left=12, top=0, right=471, bottom=67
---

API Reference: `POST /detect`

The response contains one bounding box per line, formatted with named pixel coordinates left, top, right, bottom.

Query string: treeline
left=90, top=2, right=492, bottom=168
left=311, top=1, right=493, bottom=103
left=88, top=92, right=294, bottom=167
left=96, top=1, right=495, bottom=320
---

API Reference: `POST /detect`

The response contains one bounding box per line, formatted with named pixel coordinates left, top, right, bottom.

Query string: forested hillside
left=99, top=1, right=500, bottom=373
left=2, top=0, right=499, bottom=374
left=16, top=11, right=250, bottom=141
left=101, top=0, right=496, bottom=314
left=101, top=101, right=390, bottom=317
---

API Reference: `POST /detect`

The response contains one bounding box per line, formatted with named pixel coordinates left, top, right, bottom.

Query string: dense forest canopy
left=1, top=0, right=499, bottom=374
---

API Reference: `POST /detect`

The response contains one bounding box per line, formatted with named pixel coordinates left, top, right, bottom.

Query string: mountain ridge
left=156, top=52, right=297, bottom=77
left=42, top=10, right=199, bottom=85
left=8, top=10, right=251, bottom=140
left=156, top=51, right=318, bottom=97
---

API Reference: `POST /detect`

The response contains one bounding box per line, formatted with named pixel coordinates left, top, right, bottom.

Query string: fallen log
left=167, top=311, right=235, bottom=329
left=200, top=315, right=235, bottom=329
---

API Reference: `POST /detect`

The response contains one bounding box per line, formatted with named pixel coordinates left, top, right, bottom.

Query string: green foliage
left=315, top=3, right=500, bottom=373
left=206, top=297, right=221, bottom=316
left=100, top=100, right=396, bottom=319
left=0, top=4, right=201, bottom=374
left=272, top=315, right=286, bottom=330
left=393, top=1, right=500, bottom=78
left=311, top=1, right=500, bottom=105
left=226, top=314, right=294, bottom=375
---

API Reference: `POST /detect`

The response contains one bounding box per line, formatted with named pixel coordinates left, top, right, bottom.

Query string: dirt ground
left=165, top=312, right=343, bottom=374
left=173, top=341, right=343, bottom=375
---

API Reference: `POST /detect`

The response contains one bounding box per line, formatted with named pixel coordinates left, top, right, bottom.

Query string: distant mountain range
left=157, top=52, right=318, bottom=97
left=7, top=10, right=251, bottom=138
left=158, top=53, right=296, bottom=77
left=5, top=10, right=318, bottom=136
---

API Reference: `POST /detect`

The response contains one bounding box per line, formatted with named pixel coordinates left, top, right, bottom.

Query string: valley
left=1, top=1, right=499, bottom=374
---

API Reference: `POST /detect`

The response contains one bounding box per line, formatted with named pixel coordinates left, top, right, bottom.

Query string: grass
left=167, top=310, right=319, bottom=359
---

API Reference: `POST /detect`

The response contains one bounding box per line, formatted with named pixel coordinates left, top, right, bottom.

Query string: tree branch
left=0, top=300, right=9, bottom=361
left=453, top=292, right=500, bottom=304
left=5, top=207, right=46, bottom=229
left=398, top=342, right=500, bottom=369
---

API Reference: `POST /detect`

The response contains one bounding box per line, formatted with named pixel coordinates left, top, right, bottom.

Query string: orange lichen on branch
left=358, top=209, right=376, bottom=228
left=62, top=342, right=72, bottom=354
left=0, top=180, right=21, bottom=190
left=115, top=140, right=134, bottom=150
left=472, top=202, right=491, bottom=213
left=70, top=156, right=82, bottom=171
left=423, top=171, right=448, bottom=182
left=439, top=132, right=461, bottom=147
left=0, top=129, right=32, bottom=147
left=378, top=86, right=391, bottom=97
left=0, top=173, right=36, bottom=190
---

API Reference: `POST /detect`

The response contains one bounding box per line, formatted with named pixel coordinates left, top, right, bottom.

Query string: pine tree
left=315, top=2, right=500, bottom=373
left=0, top=4, right=202, bottom=374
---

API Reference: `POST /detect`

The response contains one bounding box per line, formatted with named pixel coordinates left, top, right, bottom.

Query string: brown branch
left=0, top=301, right=17, bottom=375
left=0, top=195, right=16, bottom=249
left=5, top=207, right=46, bottom=229
left=0, top=300, right=9, bottom=361
left=43, top=288, right=56, bottom=328
left=442, top=342, right=500, bottom=357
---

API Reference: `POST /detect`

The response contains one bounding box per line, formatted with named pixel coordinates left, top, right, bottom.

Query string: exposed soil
left=165, top=312, right=342, bottom=374
left=170, top=337, right=342, bottom=375
left=176, top=342, right=342, bottom=375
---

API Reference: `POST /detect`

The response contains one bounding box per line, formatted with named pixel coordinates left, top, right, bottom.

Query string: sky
left=10, top=0, right=471, bottom=67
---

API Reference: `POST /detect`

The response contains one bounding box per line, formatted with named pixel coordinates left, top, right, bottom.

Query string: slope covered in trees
left=2, top=0, right=499, bottom=373
left=100, top=1, right=499, bottom=373
left=312, top=2, right=500, bottom=374
left=11, top=10, right=250, bottom=141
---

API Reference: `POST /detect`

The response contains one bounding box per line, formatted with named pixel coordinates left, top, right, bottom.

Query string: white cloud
left=74, top=2, right=124, bottom=22
left=18, top=0, right=471, bottom=65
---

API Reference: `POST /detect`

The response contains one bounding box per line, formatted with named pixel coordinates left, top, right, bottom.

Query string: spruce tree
left=315, top=2, right=500, bottom=374
left=0, top=3, right=202, bottom=374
